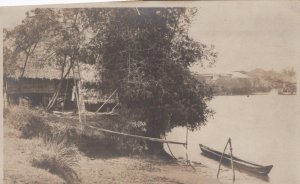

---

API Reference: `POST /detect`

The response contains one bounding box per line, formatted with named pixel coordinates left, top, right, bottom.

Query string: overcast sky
left=189, top=2, right=300, bottom=74
left=1, top=2, right=300, bottom=74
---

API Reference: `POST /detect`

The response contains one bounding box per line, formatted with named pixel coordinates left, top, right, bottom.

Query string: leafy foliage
left=4, top=9, right=60, bottom=78
left=89, top=8, right=217, bottom=141
left=4, top=8, right=217, bottom=151
left=40, top=114, right=147, bottom=156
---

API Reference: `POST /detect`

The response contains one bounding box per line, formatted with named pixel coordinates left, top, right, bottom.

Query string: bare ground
left=3, top=112, right=221, bottom=184
left=79, top=155, right=221, bottom=184
left=4, top=127, right=65, bottom=184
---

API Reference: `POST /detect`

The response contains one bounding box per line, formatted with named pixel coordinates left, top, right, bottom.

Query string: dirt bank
left=4, top=125, right=221, bottom=184
left=79, top=155, right=221, bottom=184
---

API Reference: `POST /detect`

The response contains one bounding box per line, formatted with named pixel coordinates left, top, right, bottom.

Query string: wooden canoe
left=199, top=144, right=273, bottom=175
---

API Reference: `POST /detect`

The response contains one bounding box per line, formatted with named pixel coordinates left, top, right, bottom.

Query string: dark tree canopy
left=88, top=8, right=217, bottom=145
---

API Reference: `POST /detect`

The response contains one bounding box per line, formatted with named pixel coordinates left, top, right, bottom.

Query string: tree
left=90, top=8, right=217, bottom=152
left=4, top=8, right=92, bottom=110
left=4, top=8, right=217, bottom=153
left=41, top=9, right=89, bottom=111
left=4, top=9, right=59, bottom=79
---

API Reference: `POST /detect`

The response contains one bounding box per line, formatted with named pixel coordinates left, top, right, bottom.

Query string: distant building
left=195, top=71, right=248, bottom=84
left=194, top=71, right=252, bottom=95
left=229, top=71, right=249, bottom=79
left=194, top=69, right=297, bottom=95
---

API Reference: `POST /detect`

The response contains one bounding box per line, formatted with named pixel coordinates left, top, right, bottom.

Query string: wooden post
left=72, top=64, right=82, bottom=125
left=76, top=60, right=86, bottom=115
left=62, top=79, right=69, bottom=112
left=217, top=138, right=235, bottom=183
left=96, top=89, right=117, bottom=113
left=135, top=8, right=141, bottom=15
left=184, top=124, right=196, bottom=171
left=74, top=80, right=82, bottom=123
left=111, top=102, right=119, bottom=113
left=185, top=125, right=189, bottom=165
left=228, top=138, right=235, bottom=182
left=217, top=139, right=230, bottom=178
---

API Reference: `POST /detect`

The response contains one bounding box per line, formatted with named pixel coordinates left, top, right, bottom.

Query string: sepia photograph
left=1, top=1, right=299, bottom=184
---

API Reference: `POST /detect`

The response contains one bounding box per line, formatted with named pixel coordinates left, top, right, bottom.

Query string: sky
left=189, top=2, right=300, bottom=74
left=1, top=2, right=300, bottom=74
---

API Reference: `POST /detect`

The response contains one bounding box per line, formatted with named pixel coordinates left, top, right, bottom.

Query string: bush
left=47, top=119, right=147, bottom=157
left=50, top=114, right=148, bottom=157
left=86, top=115, right=147, bottom=155
left=4, top=105, right=50, bottom=138
left=31, top=138, right=80, bottom=184
left=106, top=120, right=147, bottom=154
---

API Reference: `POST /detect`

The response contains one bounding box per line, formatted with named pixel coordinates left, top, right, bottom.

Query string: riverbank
left=3, top=106, right=221, bottom=184
left=4, top=126, right=221, bottom=184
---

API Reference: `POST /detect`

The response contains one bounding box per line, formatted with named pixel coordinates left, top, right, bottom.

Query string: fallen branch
left=86, top=124, right=186, bottom=146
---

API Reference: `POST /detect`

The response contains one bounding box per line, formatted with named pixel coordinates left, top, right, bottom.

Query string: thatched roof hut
left=6, top=65, right=75, bottom=80
left=5, top=62, right=100, bottom=92
left=5, top=61, right=117, bottom=111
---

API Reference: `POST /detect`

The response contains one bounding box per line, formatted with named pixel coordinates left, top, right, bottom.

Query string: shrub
left=106, top=120, right=147, bottom=154
left=86, top=114, right=147, bottom=155
left=31, top=138, right=80, bottom=184
left=4, top=105, right=50, bottom=138
left=58, top=114, right=148, bottom=157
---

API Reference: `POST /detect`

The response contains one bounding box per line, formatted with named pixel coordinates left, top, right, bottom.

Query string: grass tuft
left=31, top=137, right=81, bottom=184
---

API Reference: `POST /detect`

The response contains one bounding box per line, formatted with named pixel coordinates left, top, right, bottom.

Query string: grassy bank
left=4, top=127, right=65, bottom=184
left=3, top=105, right=221, bottom=184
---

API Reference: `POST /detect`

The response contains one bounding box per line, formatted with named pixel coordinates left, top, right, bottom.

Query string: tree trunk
left=20, top=53, right=30, bottom=79
left=145, top=125, right=163, bottom=153
left=46, top=83, right=62, bottom=110
left=20, top=42, right=38, bottom=79
left=145, top=125, right=173, bottom=159
left=47, top=58, right=73, bottom=111
left=144, top=113, right=175, bottom=159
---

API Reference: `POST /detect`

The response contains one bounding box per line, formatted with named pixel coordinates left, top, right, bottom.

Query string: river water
left=166, top=95, right=299, bottom=184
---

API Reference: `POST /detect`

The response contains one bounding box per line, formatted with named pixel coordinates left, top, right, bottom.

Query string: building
left=4, top=63, right=79, bottom=110
left=4, top=63, right=117, bottom=112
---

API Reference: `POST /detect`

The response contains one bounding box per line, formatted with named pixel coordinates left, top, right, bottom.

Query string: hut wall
left=5, top=78, right=76, bottom=109
left=6, top=78, right=58, bottom=94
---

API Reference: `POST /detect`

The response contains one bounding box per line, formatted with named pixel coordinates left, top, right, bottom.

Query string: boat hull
left=199, top=144, right=273, bottom=175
